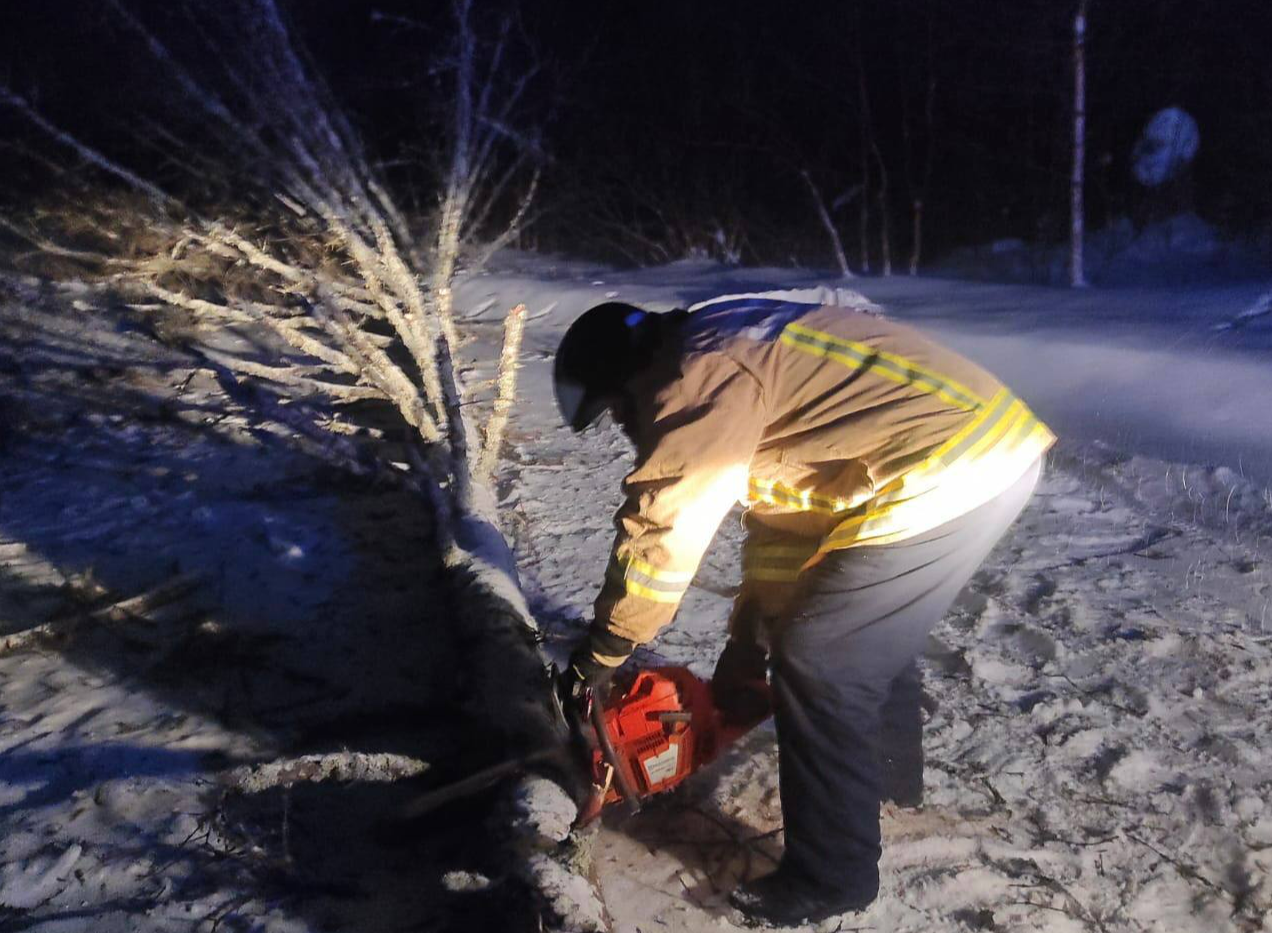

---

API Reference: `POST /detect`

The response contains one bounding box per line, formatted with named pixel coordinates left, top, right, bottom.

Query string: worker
left=554, top=290, right=1054, bottom=926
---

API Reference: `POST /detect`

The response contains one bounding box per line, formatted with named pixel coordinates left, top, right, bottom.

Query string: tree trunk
left=1070, top=0, right=1089, bottom=288
left=446, top=490, right=609, bottom=932
left=801, top=170, right=853, bottom=277
left=911, top=34, right=937, bottom=276
left=872, top=139, right=893, bottom=277
left=856, top=15, right=872, bottom=274
left=909, top=199, right=923, bottom=276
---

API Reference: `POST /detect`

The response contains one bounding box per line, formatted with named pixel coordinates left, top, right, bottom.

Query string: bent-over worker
left=555, top=290, right=1054, bottom=926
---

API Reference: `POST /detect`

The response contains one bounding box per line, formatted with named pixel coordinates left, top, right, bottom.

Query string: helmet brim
left=555, top=377, right=613, bottom=433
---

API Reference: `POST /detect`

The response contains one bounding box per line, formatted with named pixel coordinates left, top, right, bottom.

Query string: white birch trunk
left=872, top=140, right=893, bottom=277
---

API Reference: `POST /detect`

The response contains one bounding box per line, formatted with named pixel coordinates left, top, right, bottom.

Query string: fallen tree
left=0, top=1, right=602, bottom=928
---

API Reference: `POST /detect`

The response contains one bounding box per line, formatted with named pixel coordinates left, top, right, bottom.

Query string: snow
left=0, top=281, right=482, bottom=930
left=940, top=213, right=1265, bottom=287
left=458, top=255, right=1272, bottom=488
left=455, top=255, right=1272, bottom=931
left=1133, top=108, right=1200, bottom=188
left=2, top=256, right=1272, bottom=931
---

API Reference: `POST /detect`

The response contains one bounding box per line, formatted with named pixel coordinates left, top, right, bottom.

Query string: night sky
left=2, top=1, right=1270, bottom=267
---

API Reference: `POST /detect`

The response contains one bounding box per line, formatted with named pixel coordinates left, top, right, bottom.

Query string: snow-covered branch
left=2, top=5, right=578, bottom=926
left=478, top=303, right=527, bottom=482
left=222, top=752, right=431, bottom=794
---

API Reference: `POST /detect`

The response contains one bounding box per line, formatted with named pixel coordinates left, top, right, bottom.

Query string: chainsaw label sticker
left=642, top=745, right=680, bottom=785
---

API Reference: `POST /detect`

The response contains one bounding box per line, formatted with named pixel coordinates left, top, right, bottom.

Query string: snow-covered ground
left=0, top=279, right=509, bottom=931
left=456, top=256, right=1272, bottom=932
left=1, top=257, right=1270, bottom=931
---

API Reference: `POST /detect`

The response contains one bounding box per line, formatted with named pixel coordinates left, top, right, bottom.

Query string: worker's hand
left=711, top=637, right=771, bottom=725
left=560, top=643, right=618, bottom=708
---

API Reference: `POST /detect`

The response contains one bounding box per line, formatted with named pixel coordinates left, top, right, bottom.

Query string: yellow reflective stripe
left=782, top=322, right=986, bottom=411
left=1018, top=420, right=1056, bottom=454
left=619, top=556, right=695, bottom=584
left=850, top=428, right=1043, bottom=545
left=869, top=349, right=984, bottom=411
left=743, top=540, right=818, bottom=583
left=962, top=399, right=1027, bottom=462
left=607, top=553, right=694, bottom=603
left=998, top=406, right=1046, bottom=452
left=620, top=579, right=685, bottom=603
left=869, top=389, right=1010, bottom=500
left=820, top=393, right=1046, bottom=551
left=930, top=388, right=1011, bottom=460
left=822, top=497, right=905, bottom=546
left=748, top=478, right=852, bottom=514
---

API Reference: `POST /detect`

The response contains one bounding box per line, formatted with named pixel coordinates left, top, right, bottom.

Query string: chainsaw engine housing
left=590, top=666, right=768, bottom=809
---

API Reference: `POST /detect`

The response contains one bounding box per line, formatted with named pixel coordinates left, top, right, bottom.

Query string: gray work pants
left=770, top=457, right=1043, bottom=895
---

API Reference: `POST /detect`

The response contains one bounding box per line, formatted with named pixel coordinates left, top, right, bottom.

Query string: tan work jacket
left=590, top=293, right=1054, bottom=665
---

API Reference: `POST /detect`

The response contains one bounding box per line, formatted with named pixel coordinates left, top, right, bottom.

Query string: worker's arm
left=708, top=527, right=821, bottom=717
left=580, top=353, right=766, bottom=672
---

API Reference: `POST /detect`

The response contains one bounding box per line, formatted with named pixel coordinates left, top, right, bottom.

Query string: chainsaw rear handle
left=590, top=691, right=643, bottom=815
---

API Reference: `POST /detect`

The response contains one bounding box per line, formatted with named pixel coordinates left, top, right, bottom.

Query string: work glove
left=711, top=637, right=771, bottom=725
left=559, top=641, right=619, bottom=710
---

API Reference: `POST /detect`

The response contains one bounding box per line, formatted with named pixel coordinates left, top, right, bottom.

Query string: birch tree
left=2, top=0, right=539, bottom=540
left=1, top=1, right=594, bottom=924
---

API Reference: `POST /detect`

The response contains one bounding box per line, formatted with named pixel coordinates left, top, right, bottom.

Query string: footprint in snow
left=983, top=619, right=1059, bottom=666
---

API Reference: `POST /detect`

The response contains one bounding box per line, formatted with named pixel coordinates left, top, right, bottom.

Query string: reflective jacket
left=588, top=291, right=1055, bottom=666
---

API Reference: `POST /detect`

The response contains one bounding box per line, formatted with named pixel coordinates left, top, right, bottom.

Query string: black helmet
left=554, top=302, right=660, bottom=432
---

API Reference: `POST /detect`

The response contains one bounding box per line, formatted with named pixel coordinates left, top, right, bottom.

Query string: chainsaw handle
left=590, top=695, right=643, bottom=816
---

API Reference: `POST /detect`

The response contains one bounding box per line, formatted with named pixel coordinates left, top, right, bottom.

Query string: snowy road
left=459, top=259, right=1272, bottom=932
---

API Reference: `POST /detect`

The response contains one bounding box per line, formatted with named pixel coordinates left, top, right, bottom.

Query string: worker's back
left=672, top=294, right=1055, bottom=548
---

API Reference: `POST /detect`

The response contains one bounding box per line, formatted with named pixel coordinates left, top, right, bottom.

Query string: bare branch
left=463, top=152, right=530, bottom=247
left=201, top=350, right=384, bottom=403
left=0, top=215, right=132, bottom=268
left=475, top=168, right=540, bottom=269
left=801, top=170, right=852, bottom=278
left=0, top=573, right=208, bottom=656
left=0, top=87, right=175, bottom=208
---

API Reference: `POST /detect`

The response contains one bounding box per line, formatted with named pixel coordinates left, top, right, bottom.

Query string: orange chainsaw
left=402, top=666, right=770, bottom=822
left=575, top=666, right=771, bottom=823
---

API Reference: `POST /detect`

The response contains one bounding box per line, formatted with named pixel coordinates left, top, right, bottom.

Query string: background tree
left=1071, top=0, right=1090, bottom=287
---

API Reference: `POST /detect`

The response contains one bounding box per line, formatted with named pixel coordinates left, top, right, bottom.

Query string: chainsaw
left=574, top=666, right=770, bottom=823
left=402, top=666, right=770, bottom=822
